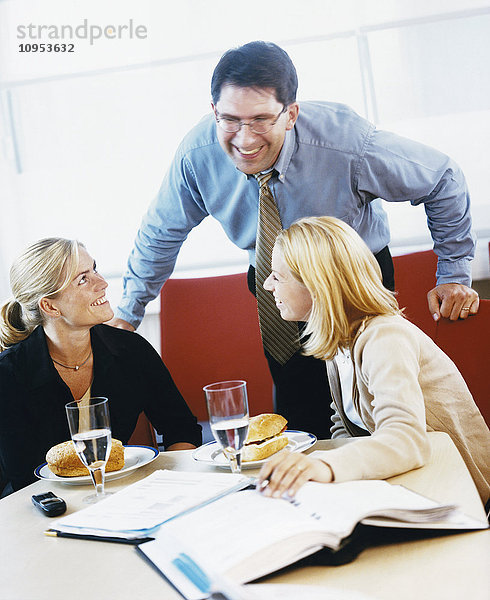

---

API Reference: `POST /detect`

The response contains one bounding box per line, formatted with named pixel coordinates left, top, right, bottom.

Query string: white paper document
left=52, top=469, right=252, bottom=538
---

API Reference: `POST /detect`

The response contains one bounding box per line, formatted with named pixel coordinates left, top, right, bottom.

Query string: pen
left=44, top=529, right=154, bottom=545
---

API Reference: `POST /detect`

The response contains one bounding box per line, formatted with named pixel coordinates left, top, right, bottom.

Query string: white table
left=0, top=432, right=488, bottom=600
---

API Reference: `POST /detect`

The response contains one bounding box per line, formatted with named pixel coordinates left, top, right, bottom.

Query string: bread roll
left=246, top=414, right=288, bottom=443
left=242, top=413, right=289, bottom=462
left=46, top=439, right=125, bottom=477
left=242, top=434, right=288, bottom=462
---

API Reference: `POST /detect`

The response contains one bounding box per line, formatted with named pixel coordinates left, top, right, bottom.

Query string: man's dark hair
left=211, top=41, right=298, bottom=106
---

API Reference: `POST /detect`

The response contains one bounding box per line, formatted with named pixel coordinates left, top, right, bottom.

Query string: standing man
left=111, top=41, right=478, bottom=439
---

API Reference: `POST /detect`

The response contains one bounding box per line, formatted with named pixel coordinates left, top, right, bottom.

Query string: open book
left=138, top=478, right=487, bottom=592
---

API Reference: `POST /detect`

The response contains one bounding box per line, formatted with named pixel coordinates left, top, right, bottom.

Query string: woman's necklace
left=51, top=350, right=92, bottom=371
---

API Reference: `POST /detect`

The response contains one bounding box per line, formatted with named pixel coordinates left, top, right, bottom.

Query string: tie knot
left=254, top=171, right=274, bottom=188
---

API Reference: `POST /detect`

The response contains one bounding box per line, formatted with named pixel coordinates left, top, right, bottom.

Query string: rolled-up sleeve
left=357, top=128, right=475, bottom=286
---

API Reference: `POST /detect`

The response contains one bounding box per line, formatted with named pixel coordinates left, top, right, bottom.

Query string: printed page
left=147, top=489, right=332, bottom=582
left=52, top=470, right=252, bottom=536
left=291, top=479, right=461, bottom=530
left=142, top=480, right=463, bottom=580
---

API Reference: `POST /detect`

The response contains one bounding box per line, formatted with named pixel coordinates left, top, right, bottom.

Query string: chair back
left=160, top=273, right=274, bottom=421
left=127, top=412, right=158, bottom=448
left=393, top=249, right=438, bottom=336
left=393, top=250, right=489, bottom=425
left=432, top=299, right=490, bottom=427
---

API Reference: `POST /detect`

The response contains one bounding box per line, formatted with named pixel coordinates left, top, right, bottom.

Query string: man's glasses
left=215, top=107, right=287, bottom=134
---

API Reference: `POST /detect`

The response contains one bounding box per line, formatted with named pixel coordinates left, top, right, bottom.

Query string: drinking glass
left=65, top=396, right=112, bottom=503
left=204, top=380, right=249, bottom=474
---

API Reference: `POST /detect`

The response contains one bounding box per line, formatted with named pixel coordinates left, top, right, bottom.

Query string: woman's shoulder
left=0, top=327, right=42, bottom=369
left=363, top=313, right=421, bottom=333
left=355, top=314, right=427, bottom=351
left=91, top=324, right=156, bottom=354
left=0, top=343, right=18, bottom=370
left=0, top=334, right=34, bottom=397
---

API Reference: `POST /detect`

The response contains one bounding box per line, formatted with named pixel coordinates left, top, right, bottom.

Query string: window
left=1, top=2, right=489, bottom=304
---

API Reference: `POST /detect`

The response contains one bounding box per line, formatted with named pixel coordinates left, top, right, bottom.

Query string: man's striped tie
left=254, top=171, right=300, bottom=365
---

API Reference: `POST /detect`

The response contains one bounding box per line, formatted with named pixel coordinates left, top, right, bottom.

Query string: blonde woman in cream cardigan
left=258, top=216, right=490, bottom=506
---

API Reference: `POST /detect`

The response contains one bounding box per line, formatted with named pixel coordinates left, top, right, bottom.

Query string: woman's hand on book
left=257, top=449, right=333, bottom=499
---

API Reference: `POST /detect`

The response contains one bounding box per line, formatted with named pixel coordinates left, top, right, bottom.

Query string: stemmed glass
left=204, top=380, right=249, bottom=474
left=65, top=396, right=113, bottom=504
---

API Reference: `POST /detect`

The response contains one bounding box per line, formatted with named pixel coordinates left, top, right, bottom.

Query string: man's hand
left=105, top=317, right=136, bottom=331
left=427, top=283, right=479, bottom=321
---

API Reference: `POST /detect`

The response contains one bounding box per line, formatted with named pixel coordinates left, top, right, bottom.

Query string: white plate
left=34, top=445, right=159, bottom=485
left=192, top=430, right=317, bottom=469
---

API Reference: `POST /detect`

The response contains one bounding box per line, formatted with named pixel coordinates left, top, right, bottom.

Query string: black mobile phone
left=31, top=492, right=67, bottom=517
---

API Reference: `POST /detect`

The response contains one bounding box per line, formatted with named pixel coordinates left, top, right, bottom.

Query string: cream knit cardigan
left=316, top=315, right=490, bottom=504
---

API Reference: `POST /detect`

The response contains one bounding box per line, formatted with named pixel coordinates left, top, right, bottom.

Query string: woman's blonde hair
left=275, top=216, right=400, bottom=360
left=0, top=238, right=81, bottom=351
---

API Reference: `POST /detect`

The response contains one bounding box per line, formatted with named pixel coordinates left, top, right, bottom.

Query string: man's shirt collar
left=244, top=126, right=296, bottom=182
left=273, top=127, right=296, bottom=180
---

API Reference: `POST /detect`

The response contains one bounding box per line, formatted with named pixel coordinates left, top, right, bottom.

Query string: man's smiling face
left=212, top=84, right=298, bottom=175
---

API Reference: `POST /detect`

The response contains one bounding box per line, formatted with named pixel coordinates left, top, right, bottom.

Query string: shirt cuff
left=436, top=258, right=472, bottom=287
left=114, top=304, right=144, bottom=330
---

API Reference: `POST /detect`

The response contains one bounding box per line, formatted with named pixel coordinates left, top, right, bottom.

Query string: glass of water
left=204, top=380, right=249, bottom=473
left=65, top=396, right=112, bottom=503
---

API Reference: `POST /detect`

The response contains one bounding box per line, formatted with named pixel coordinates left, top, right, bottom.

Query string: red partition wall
left=160, top=273, right=273, bottom=421
left=160, top=258, right=488, bottom=428
left=433, top=299, right=490, bottom=427
left=393, top=250, right=489, bottom=425
left=393, top=249, right=438, bottom=336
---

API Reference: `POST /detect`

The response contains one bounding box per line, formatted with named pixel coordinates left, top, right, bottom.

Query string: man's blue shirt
left=117, top=101, right=474, bottom=327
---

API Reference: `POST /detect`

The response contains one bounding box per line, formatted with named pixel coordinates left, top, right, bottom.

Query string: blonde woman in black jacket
left=0, top=238, right=201, bottom=495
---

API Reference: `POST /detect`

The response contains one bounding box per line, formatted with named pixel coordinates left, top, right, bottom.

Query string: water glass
left=204, top=380, right=249, bottom=473
left=65, top=396, right=112, bottom=503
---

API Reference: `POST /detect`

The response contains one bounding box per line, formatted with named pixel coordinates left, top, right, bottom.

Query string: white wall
left=1, top=0, right=489, bottom=316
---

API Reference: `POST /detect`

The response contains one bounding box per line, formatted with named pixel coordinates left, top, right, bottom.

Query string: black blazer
left=0, top=324, right=202, bottom=493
